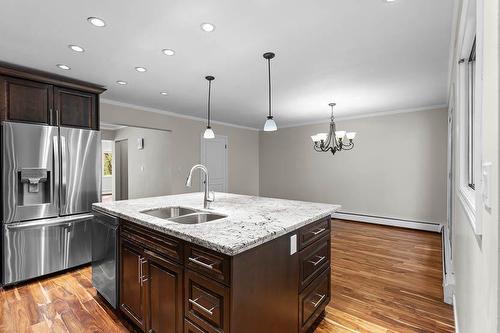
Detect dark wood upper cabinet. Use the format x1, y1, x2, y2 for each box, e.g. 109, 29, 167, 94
0, 76, 54, 125
0, 62, 104, 128
54, 87, 98, 129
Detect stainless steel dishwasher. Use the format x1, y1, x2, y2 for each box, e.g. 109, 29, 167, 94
91, 210, 119, 308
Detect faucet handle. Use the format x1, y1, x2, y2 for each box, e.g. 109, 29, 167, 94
208, 191, 215, 202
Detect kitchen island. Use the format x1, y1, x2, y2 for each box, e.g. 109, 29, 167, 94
93, 192, 339, 333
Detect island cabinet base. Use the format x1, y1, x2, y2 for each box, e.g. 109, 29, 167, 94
117, 216, 331, 333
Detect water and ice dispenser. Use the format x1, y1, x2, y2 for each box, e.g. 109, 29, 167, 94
18, 168, 51, 205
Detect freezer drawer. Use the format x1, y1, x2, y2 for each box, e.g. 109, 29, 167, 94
2, 215, 92, 285
92, 210, 119, 308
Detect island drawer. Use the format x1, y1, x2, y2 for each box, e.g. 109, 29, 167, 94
121, 220, 183, 263
185, 243, 231, 285
299, 217, 331, 250
299, 267, 331, 333
184, 319, 209, 333
299, 234, 331, 291
185, 270, 230, 333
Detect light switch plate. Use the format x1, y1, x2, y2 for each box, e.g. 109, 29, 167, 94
290, 234, 297, 255
137, 138, 144, 150
482, 162, 492, 211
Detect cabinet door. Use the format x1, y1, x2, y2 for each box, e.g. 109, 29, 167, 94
54, 87, 97, 129
0, 76, 54, 124
146, 250, 183, 333
120, 238, 147, 331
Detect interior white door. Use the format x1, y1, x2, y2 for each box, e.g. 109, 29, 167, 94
201, 135, 228, 192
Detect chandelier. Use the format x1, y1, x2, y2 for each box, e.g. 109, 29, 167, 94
311, 103, 356, 155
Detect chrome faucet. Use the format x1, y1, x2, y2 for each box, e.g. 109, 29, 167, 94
185, 164, 215, 209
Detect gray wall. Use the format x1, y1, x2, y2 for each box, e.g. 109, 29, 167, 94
259, 108, 448, 224
100, 102, 260, 196
114, 127, 173, 199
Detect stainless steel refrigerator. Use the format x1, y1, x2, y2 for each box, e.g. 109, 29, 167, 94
1, 121, 101, 285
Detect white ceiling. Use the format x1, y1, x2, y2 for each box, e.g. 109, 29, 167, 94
0, 0, 453, 129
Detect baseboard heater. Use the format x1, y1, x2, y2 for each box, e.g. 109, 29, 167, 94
332, 211, 443, 233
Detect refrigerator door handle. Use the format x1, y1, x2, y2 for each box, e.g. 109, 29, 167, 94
60, 135, 68, 207
53, 135, 60, 209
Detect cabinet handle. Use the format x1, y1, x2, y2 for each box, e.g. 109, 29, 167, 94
308, 255, 326, 266
139, 257, 147, 286
311, 293, 326, 308
138, 256, 142, 284
310, 228, 326, 236
188, 297, 216, 316
188, 256, 215, 270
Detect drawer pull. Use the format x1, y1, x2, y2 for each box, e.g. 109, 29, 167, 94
310, 228, 326, 236
189, 297, 217, 315
189, 256, 215, 270
308, 255, 326, 266
311, 293, 326, 308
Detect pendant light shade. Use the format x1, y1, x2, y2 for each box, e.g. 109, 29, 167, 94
204, 76, 215, 139
263, 52, 277, 132
264, 116, 277, 132
203, 127, 215, 139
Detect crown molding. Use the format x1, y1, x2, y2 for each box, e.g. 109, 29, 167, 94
100, 98, 260, 131
277, 104, 448, 130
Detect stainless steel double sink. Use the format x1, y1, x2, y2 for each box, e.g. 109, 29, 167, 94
140, 206, 226, 224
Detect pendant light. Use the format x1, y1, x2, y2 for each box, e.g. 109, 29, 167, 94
263, 52, 277, 131
203, 76, 215, 139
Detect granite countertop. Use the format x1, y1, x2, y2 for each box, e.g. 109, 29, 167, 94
92, 192, 340, 256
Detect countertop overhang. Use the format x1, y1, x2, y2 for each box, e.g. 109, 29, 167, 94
93, 192, 340, 256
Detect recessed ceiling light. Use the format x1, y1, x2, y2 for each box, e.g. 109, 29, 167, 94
87, 17, 106, 27
56, 64, 70, 70
200, 23, 215, 32
162, 49, 175, 56
135, 67, 147, 72
68, 44, 85, 53
116, 80, 127, 85
385, 0, 396, 2
160, 92, 168, 96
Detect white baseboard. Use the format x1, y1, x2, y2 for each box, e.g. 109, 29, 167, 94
332, 212, 443, 233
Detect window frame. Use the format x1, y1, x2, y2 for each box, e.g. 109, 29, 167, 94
455, 0, 484, 235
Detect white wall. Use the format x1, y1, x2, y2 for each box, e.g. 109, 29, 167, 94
113, 127, 173, 199
450, 0, 499, 332
259, 108, 448, 224
100, 101, 260, 196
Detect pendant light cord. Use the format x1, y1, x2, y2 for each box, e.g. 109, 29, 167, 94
207, 79, 212, 127
267, 58, 272, 118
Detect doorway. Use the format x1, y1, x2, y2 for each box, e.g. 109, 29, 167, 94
201, 135, 228, 192
114, 139, 129, 200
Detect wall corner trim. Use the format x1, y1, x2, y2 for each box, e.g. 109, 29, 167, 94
333, 212, 443, 232
100, 98, 260, 131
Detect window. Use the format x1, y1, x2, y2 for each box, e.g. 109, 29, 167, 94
103, 152, 113, 176
466, 38, 476, 190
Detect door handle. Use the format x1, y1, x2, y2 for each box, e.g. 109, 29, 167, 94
60, 136, 67, 207
138, 256, 147, 286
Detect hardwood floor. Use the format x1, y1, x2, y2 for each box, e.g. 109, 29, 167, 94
0, 219, 454, 333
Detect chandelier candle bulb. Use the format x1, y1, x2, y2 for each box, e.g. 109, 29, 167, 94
335, 131, 346, 139
346, 132, 356, 140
